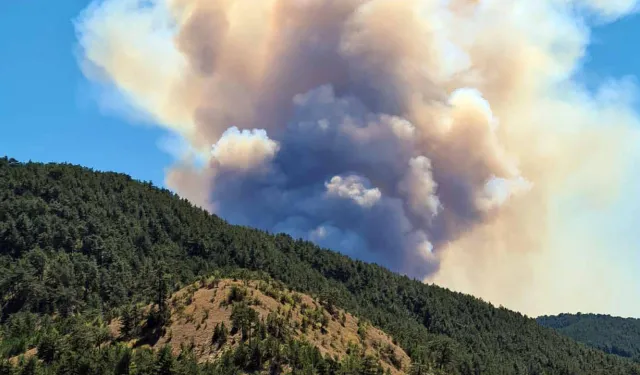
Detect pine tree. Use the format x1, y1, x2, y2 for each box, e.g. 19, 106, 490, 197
212, 322, 228, 346
120, 304, 140, 340
156, 269, 170, 326
156, 345, 175, 375
231, 303, 259, 341
36, 330, 62, 364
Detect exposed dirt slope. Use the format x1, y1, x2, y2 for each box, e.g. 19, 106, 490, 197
111, 278, 410, 374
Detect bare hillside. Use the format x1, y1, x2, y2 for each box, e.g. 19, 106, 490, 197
110, 278, 410, 374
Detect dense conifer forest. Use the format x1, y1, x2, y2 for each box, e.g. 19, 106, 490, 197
1, 156, 639, 374
538, 313, 640, 361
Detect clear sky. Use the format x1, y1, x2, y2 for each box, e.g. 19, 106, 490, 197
0, 1, 639, 188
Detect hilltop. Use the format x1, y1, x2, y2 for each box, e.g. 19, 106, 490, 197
153, 279, 408, 372
1, 156, 640, 374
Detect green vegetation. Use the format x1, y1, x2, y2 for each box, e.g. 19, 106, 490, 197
538, 313, 640, 361
1, 157, 640, 374
0, 315, 390, 375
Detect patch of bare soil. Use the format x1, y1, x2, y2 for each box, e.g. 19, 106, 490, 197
113, 278, 410, 374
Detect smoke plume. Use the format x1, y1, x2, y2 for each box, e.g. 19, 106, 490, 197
75, 0, 640, 316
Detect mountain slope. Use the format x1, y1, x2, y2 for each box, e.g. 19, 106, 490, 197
1, 156, 640, 374
538, 313, 640, 360
146, 279, 410, 373
7, 278, 409, 374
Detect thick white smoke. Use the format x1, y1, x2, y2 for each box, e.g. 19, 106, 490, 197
75, 0, 640, 316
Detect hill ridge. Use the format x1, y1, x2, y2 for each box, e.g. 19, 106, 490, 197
538, 313, 640, 360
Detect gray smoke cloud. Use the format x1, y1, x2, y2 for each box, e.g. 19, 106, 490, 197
75, 0, 640, 316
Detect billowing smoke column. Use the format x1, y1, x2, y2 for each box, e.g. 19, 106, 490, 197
76, 0, 640, 316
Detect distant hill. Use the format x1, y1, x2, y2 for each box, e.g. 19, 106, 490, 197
538, 313, 640, 360
2, 156, 640, 374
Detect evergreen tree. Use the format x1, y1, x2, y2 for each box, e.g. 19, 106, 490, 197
230, 303, 259, 341
120, 304, 140, 340
156, 345, 175, 375
212, 322, 228, 346
36, 330, 62, 364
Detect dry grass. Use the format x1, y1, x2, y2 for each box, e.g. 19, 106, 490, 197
110, 278, 410, 374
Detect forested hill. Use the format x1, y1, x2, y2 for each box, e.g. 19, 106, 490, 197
538, 313, 640, 360
1, 156, 639, 375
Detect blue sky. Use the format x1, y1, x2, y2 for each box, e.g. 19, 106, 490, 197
0, 1, 639, 188
0, 0, 174, 187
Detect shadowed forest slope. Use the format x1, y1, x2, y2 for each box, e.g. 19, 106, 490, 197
1, 157, 639, 374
